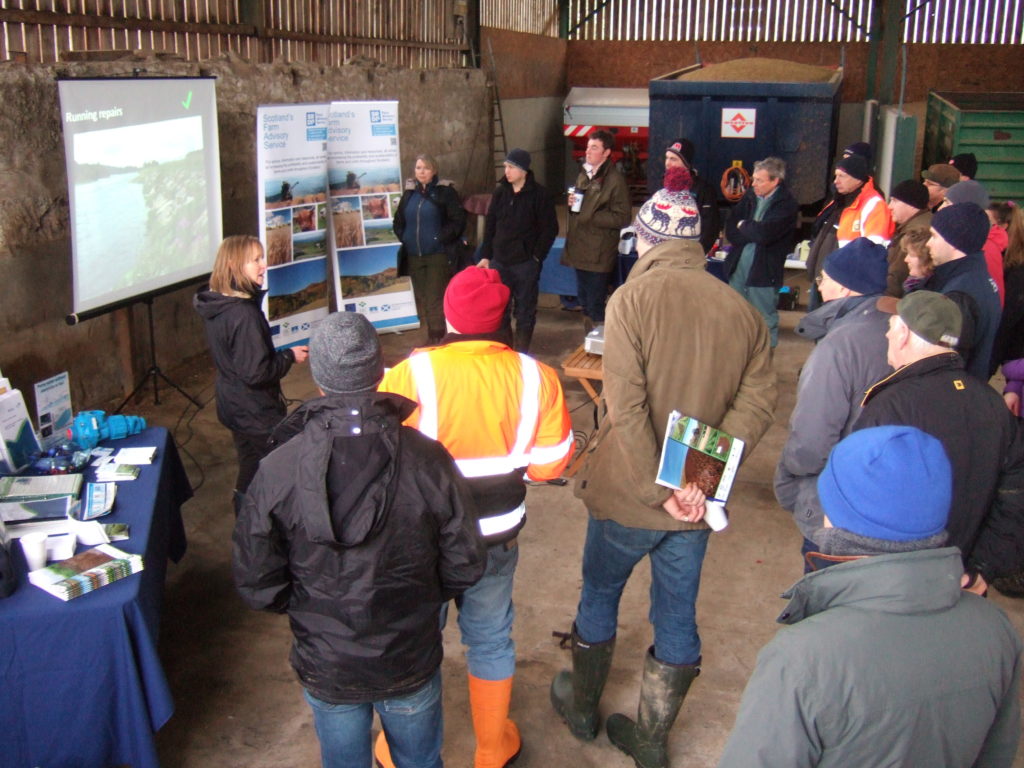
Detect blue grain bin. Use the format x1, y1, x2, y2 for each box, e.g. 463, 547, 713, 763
648, 61, 843, 207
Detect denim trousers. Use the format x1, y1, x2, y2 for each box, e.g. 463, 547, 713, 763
575, 517, 711, 665
574, 267, 612, 323
304, 670, 443, 768
442, 542, 519, 681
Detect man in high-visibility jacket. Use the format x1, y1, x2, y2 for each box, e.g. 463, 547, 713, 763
377, 266, 573, 768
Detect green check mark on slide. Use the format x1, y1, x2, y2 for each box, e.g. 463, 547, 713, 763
182, 91, 193, 109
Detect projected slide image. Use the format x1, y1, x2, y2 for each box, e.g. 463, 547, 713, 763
293, 230, 327, 260
72, 115, 210, 302
268, 259, 329, 320
364, 219, 398, 246
338, 246, 401, 298
329, 166, 401, 194
332, 196, 364, 248
266, 209, 292, 266
264, 174, 327, 209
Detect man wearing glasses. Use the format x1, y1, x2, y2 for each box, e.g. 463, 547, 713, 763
775, 238, 893, 569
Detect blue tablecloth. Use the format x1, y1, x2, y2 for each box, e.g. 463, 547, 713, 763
0, 427, 190, 768
539, 237, 639, 295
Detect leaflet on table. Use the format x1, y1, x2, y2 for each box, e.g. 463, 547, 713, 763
656, 411, 745, 532
33, 372, 73, 450
0, 473, 83, 502
0, 495, 80, 524
28, 543, 144, 601
0, 389, 41, 474
113, 446, 156, 465
6, 517, 114, 546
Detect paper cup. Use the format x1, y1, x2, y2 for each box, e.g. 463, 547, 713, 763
20, 532, 48, 571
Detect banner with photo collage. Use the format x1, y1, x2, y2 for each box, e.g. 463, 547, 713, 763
256, 103, 332, 350
327, 100, 419, 332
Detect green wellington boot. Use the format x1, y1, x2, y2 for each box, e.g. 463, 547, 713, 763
550, 625, 615, 741
606, 647, 700, 768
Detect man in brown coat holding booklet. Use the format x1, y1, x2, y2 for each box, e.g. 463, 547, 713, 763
550, 189, 777, 768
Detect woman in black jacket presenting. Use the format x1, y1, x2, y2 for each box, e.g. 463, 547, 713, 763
194, 235, 308, 512
393, 154, 466, 344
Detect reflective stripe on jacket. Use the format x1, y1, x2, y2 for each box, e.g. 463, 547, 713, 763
836, 178, 894, 247
380, 339, 573, 543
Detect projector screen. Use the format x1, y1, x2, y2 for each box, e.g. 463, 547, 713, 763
58, 77, 222, 316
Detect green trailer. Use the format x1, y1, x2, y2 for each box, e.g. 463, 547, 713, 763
923, 91, 1024, 202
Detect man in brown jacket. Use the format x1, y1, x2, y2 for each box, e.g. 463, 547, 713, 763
551, 188, 777, 768
885, 179, 932, 297
562, 129, 633, 330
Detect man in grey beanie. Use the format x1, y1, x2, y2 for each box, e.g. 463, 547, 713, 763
233, 310, 486, 768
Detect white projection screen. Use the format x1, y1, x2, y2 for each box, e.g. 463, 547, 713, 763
58, 77, 222, 317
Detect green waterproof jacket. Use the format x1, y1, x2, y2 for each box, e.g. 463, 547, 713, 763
718, 548, 1023, 768
562, 160, 632, 273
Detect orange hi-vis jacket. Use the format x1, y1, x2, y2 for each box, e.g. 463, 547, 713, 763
836, 177, 894, 247
380, 339, 573, 544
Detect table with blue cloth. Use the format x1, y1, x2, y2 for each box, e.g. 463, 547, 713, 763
0, 427, 191, 768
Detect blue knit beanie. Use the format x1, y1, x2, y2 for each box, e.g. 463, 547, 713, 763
822, 238, 888, 295
818, 426, 951, 542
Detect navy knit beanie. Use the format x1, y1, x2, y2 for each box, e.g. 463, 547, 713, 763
836, 154, 870, 182
505, 148, 531, 172
890, 179, 929, 210
818, 426, 951, 542
932, 202, 990, 254
823, 239, 888, 295
309, 312, 383, 394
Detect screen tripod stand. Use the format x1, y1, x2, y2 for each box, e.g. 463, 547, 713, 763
115, 296, 203, 413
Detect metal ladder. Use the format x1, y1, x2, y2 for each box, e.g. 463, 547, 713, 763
487, 39, 508, 179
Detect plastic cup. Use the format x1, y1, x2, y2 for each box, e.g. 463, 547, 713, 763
20, 532, 48, 571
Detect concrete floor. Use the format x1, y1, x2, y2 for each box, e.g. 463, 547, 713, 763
132, 288, 1024, 768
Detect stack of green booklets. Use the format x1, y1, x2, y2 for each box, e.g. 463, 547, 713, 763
28, 543, 144, 601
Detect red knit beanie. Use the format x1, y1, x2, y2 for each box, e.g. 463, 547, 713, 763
443, 267, 510, 333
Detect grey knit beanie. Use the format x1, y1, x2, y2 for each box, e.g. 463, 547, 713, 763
309, 312, 383, 394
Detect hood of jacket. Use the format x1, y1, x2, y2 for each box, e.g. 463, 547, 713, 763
275, 392, 418, 548
796, 294, 878, 342
776, 547, 964, 625
194, 288, 265, 321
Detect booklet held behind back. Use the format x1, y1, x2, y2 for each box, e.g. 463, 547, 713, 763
656, 411, 744, 531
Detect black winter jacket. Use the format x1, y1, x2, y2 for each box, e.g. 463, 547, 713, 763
855, 353, 1024, 581
393, 176, 466, 273
723, 183, 799, 288
479, 172, 558, 265
691, 174, 722, 255
923, 252, 1002, 380
233, 393, 486, 704
194, 289, 294, 435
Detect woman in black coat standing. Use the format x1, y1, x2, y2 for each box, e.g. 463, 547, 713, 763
194, 235, 308, 512
393, 154, 467, 344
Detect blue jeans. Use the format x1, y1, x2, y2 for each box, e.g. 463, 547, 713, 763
304, 670, 443, 768
443, 542, 519, 681
575, 517, 711, 665
575, 268, 612, 323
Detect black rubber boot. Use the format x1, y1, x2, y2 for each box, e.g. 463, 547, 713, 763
606, 647, 700, 768
550, 625, 615, 741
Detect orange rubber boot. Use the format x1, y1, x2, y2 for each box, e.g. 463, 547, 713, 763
468, 675, 522, 768
373, 730, 396, 768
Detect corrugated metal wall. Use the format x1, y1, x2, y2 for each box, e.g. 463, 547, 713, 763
564, 0, 1022, 44
1, 1, 1018, 65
